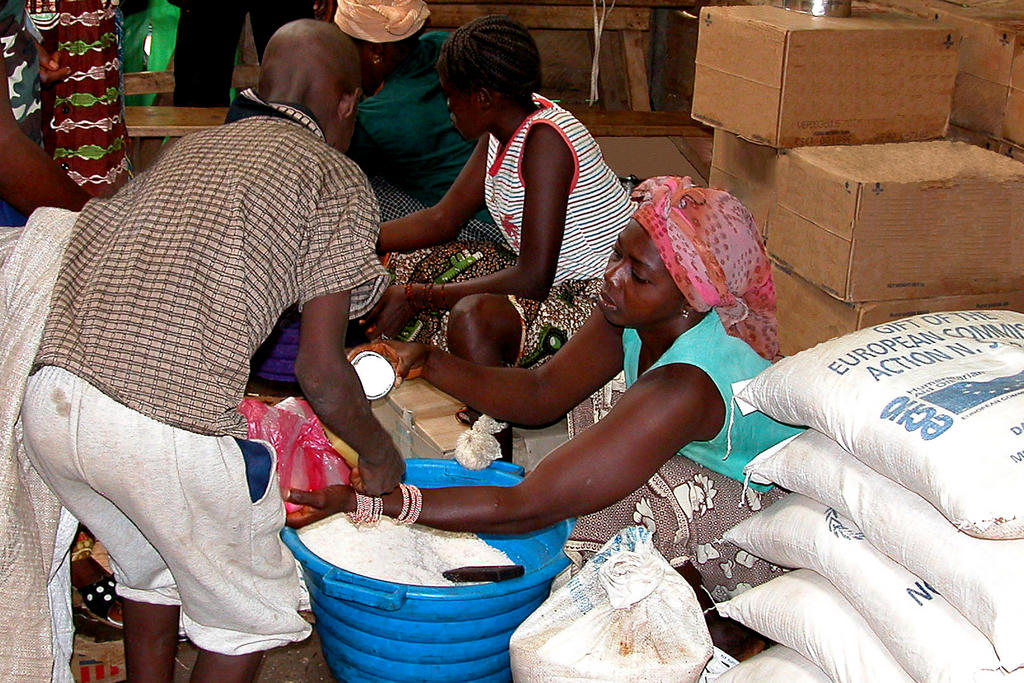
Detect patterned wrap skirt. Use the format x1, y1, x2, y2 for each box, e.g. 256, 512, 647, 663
384, 241, 603, 368
563, 373, 788, 602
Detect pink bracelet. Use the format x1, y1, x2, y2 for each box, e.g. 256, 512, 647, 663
348, 492, 383, 525
397, 483, 411, 521
395, 484, 422, 525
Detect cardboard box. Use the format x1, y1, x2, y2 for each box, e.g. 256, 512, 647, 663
372, 378, 468, 460
691, 5, 959, 148
371, 378, 569, 469
596, 136, 706, 183
864, 0, 1024, 145
708, 128, 781, 237
930, 3, 1024, 142
773, 263, 1024, 355
946, 123, 1024, 160
769, 140, 1024, 301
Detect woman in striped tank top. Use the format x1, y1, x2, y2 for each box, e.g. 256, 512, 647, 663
364, 15, 634, 384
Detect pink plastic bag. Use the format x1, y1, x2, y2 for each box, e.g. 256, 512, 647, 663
239, 397, 351, 513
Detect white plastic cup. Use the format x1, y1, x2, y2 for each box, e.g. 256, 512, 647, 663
351, 350, 398, 400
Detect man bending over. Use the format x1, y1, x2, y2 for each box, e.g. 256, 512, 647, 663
20, 19, 404, 683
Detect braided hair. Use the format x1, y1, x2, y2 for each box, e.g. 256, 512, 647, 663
437, 15, 541, 107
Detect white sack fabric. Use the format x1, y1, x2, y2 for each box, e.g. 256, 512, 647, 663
716, 569, 913, 683
745, 429, 1024, 671
734, 310, 1024, 539
510, 525, 712, 682
0, 208, 79, 681
717, 645, 830, 683
725, 493, 1003, 682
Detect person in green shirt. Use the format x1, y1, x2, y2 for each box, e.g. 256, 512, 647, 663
334, 0, 498, 241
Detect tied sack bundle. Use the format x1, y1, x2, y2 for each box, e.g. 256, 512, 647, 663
734, 310, 1024, 540
509, 526, 712, 682
744, 430, 1024, 672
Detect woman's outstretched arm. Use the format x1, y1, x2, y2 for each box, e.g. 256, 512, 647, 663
288, 358, 725, 533
391, 308, 622, 425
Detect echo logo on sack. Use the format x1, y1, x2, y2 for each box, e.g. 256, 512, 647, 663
880, 396, 954, 440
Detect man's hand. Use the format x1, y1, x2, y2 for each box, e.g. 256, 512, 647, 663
285, 486, 352, 528
362, 284, 415, 339
349, 456, 403, 496
36, 43, 70, 85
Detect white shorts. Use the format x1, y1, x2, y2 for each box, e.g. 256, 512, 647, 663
21, 366, 311, 655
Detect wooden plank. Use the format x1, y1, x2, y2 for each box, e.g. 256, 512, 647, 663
231, 64, 260, 90
621, 29, 651, 111
568, 108, 711, 136
595, 31, 630, 110
125, 106, 227, 137
125, 63, 259, 98
124, 70, 175, 96
428, 0, 695, 7
124, 106, 711, 141
428, 5, 649, 30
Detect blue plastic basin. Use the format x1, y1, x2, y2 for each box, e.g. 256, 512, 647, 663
282, 459, 572, 683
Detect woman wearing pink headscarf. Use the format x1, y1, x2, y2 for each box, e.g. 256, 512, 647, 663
287, 177, 803, 659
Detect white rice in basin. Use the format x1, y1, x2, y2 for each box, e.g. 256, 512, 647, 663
298, 514, 513, 586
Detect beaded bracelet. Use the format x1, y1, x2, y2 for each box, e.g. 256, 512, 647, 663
404, 283, 419, 311
423, 282, 435, 309
395, 483, 422, 525
397, 483, 412, 521
348, 491, 383, 525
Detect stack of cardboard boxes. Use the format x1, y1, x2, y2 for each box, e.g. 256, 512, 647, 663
692, 4, 1024, 355
868, 0, 1024, 157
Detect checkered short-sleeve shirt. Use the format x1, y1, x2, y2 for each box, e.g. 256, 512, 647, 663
35, 111, 388, 437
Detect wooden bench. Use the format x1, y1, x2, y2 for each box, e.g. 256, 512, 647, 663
123, 104, 711, 179
122, 4, 713, 171
124, 104, 706, 139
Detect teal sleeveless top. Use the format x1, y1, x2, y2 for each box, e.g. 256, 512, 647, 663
623, 310, 803, 490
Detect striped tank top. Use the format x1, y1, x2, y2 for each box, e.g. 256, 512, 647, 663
484, 95, 634, 285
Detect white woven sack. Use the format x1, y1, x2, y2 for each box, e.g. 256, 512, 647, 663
716, 569, 913, 683
717, 645, 830, 683
734, 310, 1024, 539
509, 526, 712, 682
725, 493, 1003, 682
745, 429, 1024, 671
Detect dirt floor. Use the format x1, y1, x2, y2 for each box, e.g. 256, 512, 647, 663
173, 625, 333, 682
73, 612, 334, 683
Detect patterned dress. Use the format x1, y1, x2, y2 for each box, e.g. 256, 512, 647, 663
30, 0, 131, 195
564, 313, 803, 602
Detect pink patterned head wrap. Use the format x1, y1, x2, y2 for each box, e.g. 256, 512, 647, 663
631, 176, 779, 361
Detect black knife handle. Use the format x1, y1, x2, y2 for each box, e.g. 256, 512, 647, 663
442, 564, 525, 583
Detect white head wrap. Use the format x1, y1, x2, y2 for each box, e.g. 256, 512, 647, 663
334, 0, 430, 42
